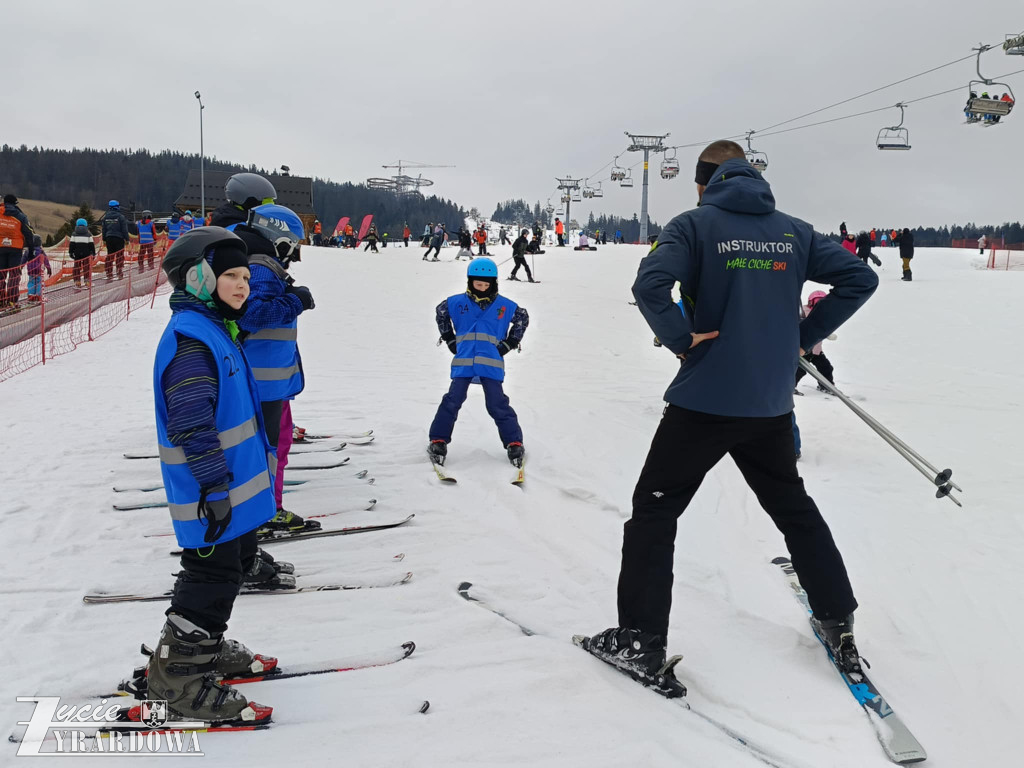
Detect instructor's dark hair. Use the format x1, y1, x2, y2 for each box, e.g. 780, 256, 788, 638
698, 140, 746, 167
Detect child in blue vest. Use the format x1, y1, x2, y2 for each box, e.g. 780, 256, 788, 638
138, 226, 283, 726
136, 210, 156, 272
428, 258, 530, 467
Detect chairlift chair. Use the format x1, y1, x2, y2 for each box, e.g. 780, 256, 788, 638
876, 103, 911, 150
610, 157, 626, 182
560, 194, 571, 204
544, 202, 555, 215
620, 170, 634, 188
1004, 32, 1024, 55
571, 189, 582, 203
965, 45, 1016, 124
660, 150, 680, 179
592, 182, 604, 198
744, 131, 769, 172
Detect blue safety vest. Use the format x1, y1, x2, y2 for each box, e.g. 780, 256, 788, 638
167, 219, 182, 240
154, 309, 277, 548
242, 255, 305, 401
138, 221, 155, 245
447, 292, 517, 382
181, 217, 195, 232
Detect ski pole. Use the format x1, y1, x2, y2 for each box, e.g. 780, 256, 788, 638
797, 359, 962, 506
799, 359, 961, 492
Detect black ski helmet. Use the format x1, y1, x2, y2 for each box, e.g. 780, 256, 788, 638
225, 173, 277, 211
162, 226, 246, 296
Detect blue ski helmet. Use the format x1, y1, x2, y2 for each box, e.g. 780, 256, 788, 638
108, 200, 119, 208
76, 218, 87, 226
248, 203, 305, 261
467, 257, 497, 278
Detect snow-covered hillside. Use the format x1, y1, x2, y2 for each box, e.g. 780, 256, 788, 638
3, 242, 1021, 766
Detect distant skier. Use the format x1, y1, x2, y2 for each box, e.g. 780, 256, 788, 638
978, 233, 987, 254
455, 226, 473, 260
143, 226, 277, 727
23, 235, 51, 303
69, 217, 96, 289
423, 223, 444, 261
422, 223, 431, 247
855, 231, 881, 267
166, 211, 183, 243
363, 225, 380, 253
427, 257, 529, 468
841, 233, 857, 255
137, 210, 157, 272
899, 227, 914, 281
839, 221, 847, 238
0, 194, 33, 308
555, 217, 565, 246
615, 228, 622, 244
402, 223, 411, 247
474, 225, 488, 255
577, 139, 878, 689
795, 291, 836, 391
499, 226, 510, 245
509, 228, 535, 282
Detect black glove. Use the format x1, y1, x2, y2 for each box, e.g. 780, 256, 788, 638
198, 484, 232, 544
497, 339, 517, 356
441, 332, 457, 354
287, 284, 315, 311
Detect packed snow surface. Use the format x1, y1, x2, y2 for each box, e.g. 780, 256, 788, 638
2, 243, 1021, 766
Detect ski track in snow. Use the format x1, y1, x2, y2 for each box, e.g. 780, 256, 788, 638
1, 244, 1020, 765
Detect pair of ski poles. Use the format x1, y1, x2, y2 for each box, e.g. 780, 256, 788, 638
798, 358, 962, 507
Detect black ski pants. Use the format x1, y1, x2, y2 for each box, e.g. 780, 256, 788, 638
0, 248, 22, 304
795, 353, 835, 386
104, 238, 125, 278
423, 242, 442, 259
557, 233, 565, 246
617, 405, 857, 640
510, 254, 532, 280
171, 529, 259, 634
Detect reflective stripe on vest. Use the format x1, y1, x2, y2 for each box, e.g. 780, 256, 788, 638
138, 221, 155, 244
167, 470, 273, 521
447, 293, 517, 382
154, 310, 276, 548
167, 220, 182, 239
242, 261, 305, 400
158, 416, 260, 465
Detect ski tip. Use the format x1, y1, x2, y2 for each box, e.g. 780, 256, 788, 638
770, 556, 792, 565
571, 634, 590, 649
400, 572, 414, 584
401, 641, 416, 658
418, 700, 430, 714
457, 581, 473, 594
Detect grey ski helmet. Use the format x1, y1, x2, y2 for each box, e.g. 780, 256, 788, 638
162, 226, 246, 298
225, 173, 278, 211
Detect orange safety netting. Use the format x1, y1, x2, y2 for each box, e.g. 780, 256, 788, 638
0, 236, 172, 381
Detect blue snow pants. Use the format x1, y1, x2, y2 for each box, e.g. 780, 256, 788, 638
429, 377, 523, 446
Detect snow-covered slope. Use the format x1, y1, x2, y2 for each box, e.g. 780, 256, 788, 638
3, 243, 1020, 766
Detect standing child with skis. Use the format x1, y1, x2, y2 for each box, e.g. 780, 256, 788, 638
142, 226, 279, 726
427, 258, 530, 468
794, 291, 836, 391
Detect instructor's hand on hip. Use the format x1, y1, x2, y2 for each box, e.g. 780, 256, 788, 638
677, 330, 719, 359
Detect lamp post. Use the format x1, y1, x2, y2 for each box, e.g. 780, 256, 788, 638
194, 91, 205, 219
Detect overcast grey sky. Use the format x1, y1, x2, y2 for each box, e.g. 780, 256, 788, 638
6, 0, 1023, 230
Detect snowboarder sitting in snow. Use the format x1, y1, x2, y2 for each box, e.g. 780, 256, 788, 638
144, 226, 278, 726
428, 257, 530, 468
795, 291, 836, 391
573, 231, 597, 251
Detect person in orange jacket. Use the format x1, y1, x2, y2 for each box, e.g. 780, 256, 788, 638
311, 219, 322, 246
555, 217, 565, 247
474, 225, 488, 255
869, 228, 876, 245
402, 223, 411, 247
343, 223, 355, 248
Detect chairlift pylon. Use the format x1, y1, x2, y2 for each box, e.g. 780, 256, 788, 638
964, 44, 1015, 124
876, 103, 911, 150
660, 149, 680, 179
745, 131, 769, 172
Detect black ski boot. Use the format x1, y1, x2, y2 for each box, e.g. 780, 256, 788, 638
811, 613, 863, 675
258, 508, 321, 535
256, 547, 294, 575
902, 269, 912, 281
243, 550, 297, 589
427, 439, 448, 465
506, 441, 525, 467
576, 627, 686, 698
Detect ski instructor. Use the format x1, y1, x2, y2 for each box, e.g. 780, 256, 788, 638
579, 140, 879, 691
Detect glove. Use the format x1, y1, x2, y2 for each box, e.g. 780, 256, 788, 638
441, 332, 456, 354
198, 484, 233, 543
286, 284, 315, 311
497, 339, 517, 356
